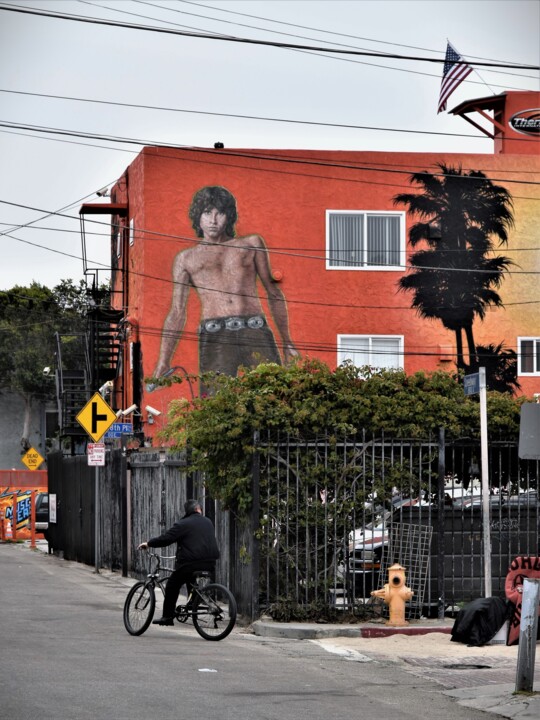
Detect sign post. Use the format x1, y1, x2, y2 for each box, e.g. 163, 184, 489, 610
76, 393, 117, 574
464, 368, 491, 597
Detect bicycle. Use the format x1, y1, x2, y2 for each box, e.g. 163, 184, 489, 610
123, 552, 237, 641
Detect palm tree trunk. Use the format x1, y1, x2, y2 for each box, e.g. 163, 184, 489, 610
465, 324, 478, 371
455, 328, 465, 371
21, 394, 32, 453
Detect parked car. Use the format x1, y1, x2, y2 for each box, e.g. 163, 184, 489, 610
505, 491, 538, 507
35, 492, 49, 535
453, 494, 507, 509
342, 513, 390, 599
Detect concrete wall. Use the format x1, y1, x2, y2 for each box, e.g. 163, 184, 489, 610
0, 391, 47, 470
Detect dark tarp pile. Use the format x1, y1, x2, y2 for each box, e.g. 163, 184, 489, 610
451, 597, 513, 647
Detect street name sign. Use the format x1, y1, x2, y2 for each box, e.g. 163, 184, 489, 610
87, 443, 106, 466
21, 447, 45, 471
76, 392, 117, 442
464, 373, 480, 396
104, 422, 134, 439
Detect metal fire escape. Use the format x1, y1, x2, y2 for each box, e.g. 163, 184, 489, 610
54, 305, 124, 440
54, 200, 128, 446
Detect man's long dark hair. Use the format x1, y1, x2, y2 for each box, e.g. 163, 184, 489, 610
189, 186, 238, 238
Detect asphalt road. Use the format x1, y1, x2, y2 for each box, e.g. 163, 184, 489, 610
1, 542, 502, 720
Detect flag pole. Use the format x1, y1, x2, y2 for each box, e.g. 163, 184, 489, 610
449, 39, 497, 95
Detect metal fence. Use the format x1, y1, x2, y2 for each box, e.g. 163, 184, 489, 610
257, 431, 539, 619
47, 431, 539, 622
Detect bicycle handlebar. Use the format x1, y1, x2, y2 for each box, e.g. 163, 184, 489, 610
139, 550, 176, 571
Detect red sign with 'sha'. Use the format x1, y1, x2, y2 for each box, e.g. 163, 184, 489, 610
505, 556, 540, 645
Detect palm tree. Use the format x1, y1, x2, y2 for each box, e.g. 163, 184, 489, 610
470, 343, 520, 394
394, 164, 514, 372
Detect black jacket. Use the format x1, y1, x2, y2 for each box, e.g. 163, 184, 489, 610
148, 513, 220, 568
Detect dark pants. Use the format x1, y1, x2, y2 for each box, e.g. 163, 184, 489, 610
199, 317, 281, 379
162, 561, 215, 618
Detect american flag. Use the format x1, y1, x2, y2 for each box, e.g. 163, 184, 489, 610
437, 42, 473, 114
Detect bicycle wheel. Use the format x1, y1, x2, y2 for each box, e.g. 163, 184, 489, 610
123, 582, 155, 636
192, 583, 237, 641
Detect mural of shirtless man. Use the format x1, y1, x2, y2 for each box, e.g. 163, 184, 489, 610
153, 186, 297, 387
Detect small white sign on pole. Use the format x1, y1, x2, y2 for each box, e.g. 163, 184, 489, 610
88, 443, 106, 466
49, 494, 57, 524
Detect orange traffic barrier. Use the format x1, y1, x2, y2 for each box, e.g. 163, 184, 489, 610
12, 495, 17, 541
30, 489, 36, 549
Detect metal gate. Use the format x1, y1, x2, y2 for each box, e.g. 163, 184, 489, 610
258, 431, 539, 619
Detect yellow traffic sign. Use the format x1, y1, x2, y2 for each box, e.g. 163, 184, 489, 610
76, 392, 117, 442
21, 447, 45, 471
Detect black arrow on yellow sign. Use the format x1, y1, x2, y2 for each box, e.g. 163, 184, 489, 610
91, 402, 108, 434
76, 392, 117, 442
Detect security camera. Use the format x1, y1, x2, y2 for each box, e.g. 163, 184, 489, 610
99, 380, 113, 396
96, 186, 110, 197
121, 404, 138, 416
145, 405, 161, 417
43, 367, 51, 376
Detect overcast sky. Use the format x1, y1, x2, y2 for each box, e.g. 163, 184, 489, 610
0, 0, 538, 290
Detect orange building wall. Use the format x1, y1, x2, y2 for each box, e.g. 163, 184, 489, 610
110, 144, 540, 436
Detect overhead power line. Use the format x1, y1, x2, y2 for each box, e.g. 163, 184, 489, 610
0, 307, 531, 362
85, 0, 537, 86
1, 127, 538, 206
1, 4, 538, 70
2, 88, 538, 146
2, 198, 540, 286
2, 222, 539, 253
1, 122, 539, 188
174, 0, 536, 71
0, 89, 498, 140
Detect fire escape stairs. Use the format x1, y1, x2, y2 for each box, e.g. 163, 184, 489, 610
54, 333, 90, 438
54, 307, 124, 438
88, 306, 125, 388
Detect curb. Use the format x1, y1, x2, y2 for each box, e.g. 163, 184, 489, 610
252, 619, 453, 640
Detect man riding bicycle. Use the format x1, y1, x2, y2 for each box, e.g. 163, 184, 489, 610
138, 499, 220, 626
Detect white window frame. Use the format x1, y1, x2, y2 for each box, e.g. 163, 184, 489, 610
326, 210, 406, 270
337, 334, 404, 372
517, 336, 540, 376
114, 223, 122, 258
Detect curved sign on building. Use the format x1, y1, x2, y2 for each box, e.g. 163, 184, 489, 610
509, 108, 540, 136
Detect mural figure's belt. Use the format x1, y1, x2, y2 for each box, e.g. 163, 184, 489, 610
201, 315, 266, 333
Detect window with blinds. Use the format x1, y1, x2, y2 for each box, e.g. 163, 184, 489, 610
326, 211, 404, 269
337, 335, 404, 372
518, 337, 540, 375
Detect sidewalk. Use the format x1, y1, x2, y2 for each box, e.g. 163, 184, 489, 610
25, 540, 540, 719
252, 618, 540, 719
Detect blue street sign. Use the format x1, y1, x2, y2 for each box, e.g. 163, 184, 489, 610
104, 422, 134, 439
464, 373, 480, 396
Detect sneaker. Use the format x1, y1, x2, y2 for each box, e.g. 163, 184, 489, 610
152, 617, 174, 626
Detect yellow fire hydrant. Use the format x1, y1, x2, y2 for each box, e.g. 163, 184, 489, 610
370, 563, 414, 626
